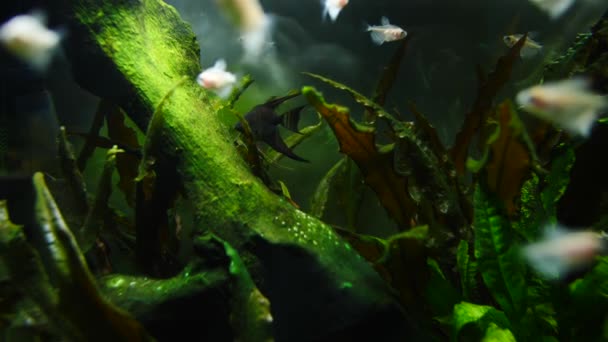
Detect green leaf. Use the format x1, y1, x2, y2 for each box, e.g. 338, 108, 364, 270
541, 146, 575, 221
513, 174, 543, 241
457, 240, 478, 301
453, 302, 511, 342
474, 185, 526, 317
302, 72, 406, 130
482, 323, 516, 342
466, 120, 500, 173
426, 258, 461, 316
310, 157, 347, 218
561, 257, 608, 340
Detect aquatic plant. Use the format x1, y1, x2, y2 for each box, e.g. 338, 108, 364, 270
1, 1, 608, 341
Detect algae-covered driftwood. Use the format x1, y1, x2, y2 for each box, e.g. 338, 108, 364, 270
44, 0, 410, 340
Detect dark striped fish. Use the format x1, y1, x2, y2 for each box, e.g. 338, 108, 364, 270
235, 91, 309, 162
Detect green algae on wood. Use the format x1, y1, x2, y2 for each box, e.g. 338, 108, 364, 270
57, 0, 410, 339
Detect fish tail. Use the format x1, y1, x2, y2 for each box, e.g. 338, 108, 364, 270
281, 105, 306, 133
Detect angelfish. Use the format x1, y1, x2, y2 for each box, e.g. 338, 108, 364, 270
516, 78, 608, 137
235, 92, 309, 162
522, 224, 608, 280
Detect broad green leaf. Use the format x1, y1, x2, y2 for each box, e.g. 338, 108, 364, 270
541, 145, 575, 221
474, 185, 526, 317
482, 323, 516, 342
453, 302, 511, 342
562, 257, 608, 341
457, 240, 478, 301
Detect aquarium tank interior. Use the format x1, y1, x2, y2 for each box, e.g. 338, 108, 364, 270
2, 0, 608, 341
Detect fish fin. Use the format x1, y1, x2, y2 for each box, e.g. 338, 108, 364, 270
264, 91, 301, 108
553, 77, 591, 92
562, 108, 599, 137
370, 30, 385, 45
523, 243, 568, 279
380, 16, 390, 25
520, 46, 541, 59
216, 85, 234, 99
214, 59, 227, 71
323, 2, 342, 22
280, 105, 306, 133
264, 130, 309, 162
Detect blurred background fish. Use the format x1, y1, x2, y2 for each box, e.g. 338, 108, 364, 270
503, 34, 543, 58
196, 59, 237, 99
516, 78, 608, 137
0, 11, 62, 72
528, 0, 576, 19
215, 0, 274, 62
523, 224, 608, 280
322, 0, 349, 22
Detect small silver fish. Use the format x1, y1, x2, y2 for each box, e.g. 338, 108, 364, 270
196, 59, 237, 99
528, 0, 576, 19
523, 225, 608, 279
503, 34, 543, 58
516, 78, 608, 137
322, 0, 349, 22
0, 11, 62, 71
366, 17, 407, 45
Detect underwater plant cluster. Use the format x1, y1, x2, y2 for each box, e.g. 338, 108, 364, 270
1, 0, 608, 341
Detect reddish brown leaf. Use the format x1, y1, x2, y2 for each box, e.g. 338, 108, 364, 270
450, 34, 527, 175
365, 36, 412, 123
334, 226, 430, 311
485, 101, 531, 216
303, 87, 417, 227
